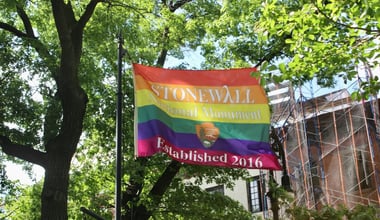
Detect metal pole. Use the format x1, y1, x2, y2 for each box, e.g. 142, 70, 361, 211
80, 207, 106, 220
116, 33, 124, 220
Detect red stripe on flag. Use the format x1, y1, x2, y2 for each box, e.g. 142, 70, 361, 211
133, 63, 260, 86
137, 137, 282, 170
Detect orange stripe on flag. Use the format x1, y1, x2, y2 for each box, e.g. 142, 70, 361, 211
133, 63, 260, 86
135, 75, 268, 104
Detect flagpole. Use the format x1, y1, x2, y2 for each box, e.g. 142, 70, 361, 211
116, 32, 124, 220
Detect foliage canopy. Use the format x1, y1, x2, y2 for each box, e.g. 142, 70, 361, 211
1, 0, 379, 219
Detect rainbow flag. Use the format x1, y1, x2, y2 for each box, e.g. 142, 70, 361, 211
133, 63, 281, 170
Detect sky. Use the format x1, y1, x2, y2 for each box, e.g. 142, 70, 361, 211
5, 162, 44, 185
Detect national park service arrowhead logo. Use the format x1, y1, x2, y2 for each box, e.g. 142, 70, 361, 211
195, 122, 220, 148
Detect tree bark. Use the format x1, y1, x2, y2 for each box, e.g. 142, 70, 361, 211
128, 160, 181, 220
41, 150, 72, 219
1, 1, 101, 219
38, 1, 102, 218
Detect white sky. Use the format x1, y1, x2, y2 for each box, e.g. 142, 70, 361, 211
5, 162, 44, 185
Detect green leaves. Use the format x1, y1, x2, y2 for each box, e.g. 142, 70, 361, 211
156, 183, 253, 220
351, 75, 380, 101
254, 0, 380, 89
278, 63, 286, 74
1, 181, 43, 220
2, 0, 379, 219
287, 204, 379, 220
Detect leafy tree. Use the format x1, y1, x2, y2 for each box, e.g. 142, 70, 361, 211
0, 1, 253, 219
287, 204, 379, 220
154, 183, 253, 220
0, 166, 22, 219
0, 0, 102, 218
199, 0, 379, 92
255, 0, 380, 91
2, 181, 42, 220
5, 0, 376, 219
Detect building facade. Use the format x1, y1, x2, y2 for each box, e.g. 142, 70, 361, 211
270, 80, 380, 210
199, 78, 380, 219
199, 169, 281, 219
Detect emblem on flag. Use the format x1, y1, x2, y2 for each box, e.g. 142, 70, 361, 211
196, 122, 220, 148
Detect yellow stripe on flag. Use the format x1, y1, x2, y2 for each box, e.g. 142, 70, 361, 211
135, 75, 268, 104
136, 90, 270, 123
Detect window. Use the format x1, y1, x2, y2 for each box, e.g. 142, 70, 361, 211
357, 149, 372, 189
247, 177, 263, 213
206, 185, 224, 195
354, 130, 374, 191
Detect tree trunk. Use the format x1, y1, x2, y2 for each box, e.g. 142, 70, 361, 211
1, 0, 100, 219
38, 1, 100, 218
41, 152, 71, 219
123, 160, 182, 220
271, 199, 279, 220
39, 73, 87, 219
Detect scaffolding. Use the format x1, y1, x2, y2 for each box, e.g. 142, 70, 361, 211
268, 72, 380, 210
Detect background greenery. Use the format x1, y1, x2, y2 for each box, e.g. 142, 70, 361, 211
1, 0, 379, 219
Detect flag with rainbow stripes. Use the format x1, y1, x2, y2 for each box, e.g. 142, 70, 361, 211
133, 63, 281, 170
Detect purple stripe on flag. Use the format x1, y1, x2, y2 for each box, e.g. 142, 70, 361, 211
137, 120, 274, 156
138, 138, 281, 170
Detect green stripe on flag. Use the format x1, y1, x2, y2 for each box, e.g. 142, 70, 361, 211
137, 105, 270, 142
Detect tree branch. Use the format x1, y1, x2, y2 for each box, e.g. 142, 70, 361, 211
0, 22, 31, 39
0, 3, 35, 39
16, 5, 35, 38
122, 158, 147, 207
156, 27, 169, 67
0, 5, 56, 74
50, 0, 76, 38
149, 160, 181, 199
77, 0, 104, 30
0, 206, 19, 219
0, 136, 47, 168
104, 1, 150, 17
168, 0, 192, 12
313, 2, 380, 34
254, 36, 290, 68
132, 160, 181, 220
